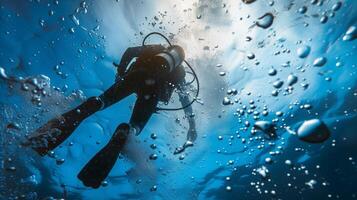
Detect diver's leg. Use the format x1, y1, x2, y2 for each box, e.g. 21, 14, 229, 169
77, 95, 158, 188
26, 96, 104, 156
98, 76, 136, 109
27, 75, 137, 156
77, 123, 130, 188
129, 95, 159, 135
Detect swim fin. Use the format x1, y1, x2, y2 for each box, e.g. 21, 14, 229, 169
77, 123, 130, 188
26, 97, 103, 156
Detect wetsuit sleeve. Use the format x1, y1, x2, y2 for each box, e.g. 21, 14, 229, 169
116, 47, 141, 76
117, 45, 165, 76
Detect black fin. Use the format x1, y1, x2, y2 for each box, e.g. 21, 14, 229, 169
77, 123, 130, 188
27, 97, 103, 156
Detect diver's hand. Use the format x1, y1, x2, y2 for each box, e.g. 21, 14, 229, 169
174, 140, 194, 155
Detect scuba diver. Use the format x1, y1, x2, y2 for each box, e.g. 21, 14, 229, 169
25, 41, 198, 188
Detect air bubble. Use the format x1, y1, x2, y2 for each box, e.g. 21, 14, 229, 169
313, 57, 327, 67
287, 74, 298, 86
268, 68, 277, 76
247, 52, 255, 59
222, 97, 231, 105
297, 119, 330, 143
332, 1, 342, 11
149, 154, 158, 160
273, 80, 283, 88
297, 45, 311, 58
298, 6, 307, 14
255, 13, 274, 29
342, 26, 357, 41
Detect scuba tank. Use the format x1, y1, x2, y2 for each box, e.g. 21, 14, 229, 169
153, 45, 185, 73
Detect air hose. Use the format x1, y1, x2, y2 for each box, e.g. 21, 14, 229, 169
142, 32, 200, 111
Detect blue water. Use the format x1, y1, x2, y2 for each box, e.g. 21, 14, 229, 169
0, 0, 356, 199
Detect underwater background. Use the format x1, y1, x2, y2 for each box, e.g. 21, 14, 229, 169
0, 0, 356, 199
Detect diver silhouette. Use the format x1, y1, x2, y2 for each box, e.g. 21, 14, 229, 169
25, 44, 197, 188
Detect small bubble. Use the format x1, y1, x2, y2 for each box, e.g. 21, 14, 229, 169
69, 27, 75, 34
332, 1, 342, 11
226, 186, 232, 191
247, 52, 255, 59
179, 155, 185, 160
56, 158, 65, 165
222, 97, 231, 105
320, 15, 328, 24
242, 0, 256, 4
313, 57, 327, 67
271, 90, 279, 96
273, 80, 283, 88
275, 111, 283, 117
298, 6, 307, 14
305, 179, 317, 189
297, 45, 311, 58
287, 74, 298, 86
101, 181, 108, 187
268, 68, 277, 76
342, 26, 357, 41
255, 13, 274, 29
149, 154, 158, 160
6, 166, 16, 172
150, 185, 157, 191
219, 71, 226, 76
150, 133, 157, 139
265, 157, 273, 164
335, 61, 343, 67
150, 144, 157, 149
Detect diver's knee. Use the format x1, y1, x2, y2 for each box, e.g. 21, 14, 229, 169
116, 123, 130, 133
112, 123, 131, 142
87, 96, 104, 110
115, 123, 140, 139
129, 124, 141, 136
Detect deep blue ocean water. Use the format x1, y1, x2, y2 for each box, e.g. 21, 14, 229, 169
0, 0, 356, 199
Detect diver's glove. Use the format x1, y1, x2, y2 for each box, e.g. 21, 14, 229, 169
174, 140, 194, 155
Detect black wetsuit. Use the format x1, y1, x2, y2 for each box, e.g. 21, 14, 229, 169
99, 45, 186, 133
27, 44, 195, 188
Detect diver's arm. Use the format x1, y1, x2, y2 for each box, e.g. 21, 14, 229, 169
114, 47, 141, 77
179, 92, 197, 142
114, 45, 165, 77
174, 90, 197, 155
